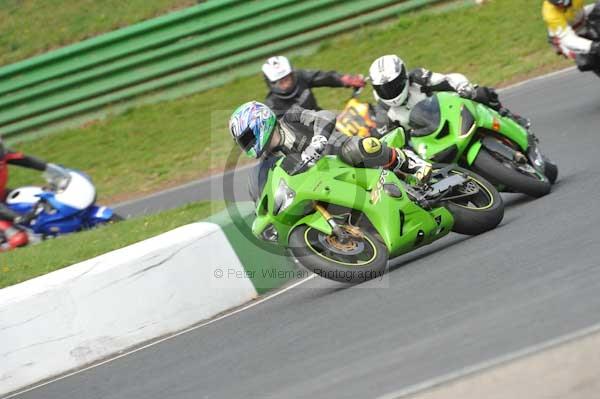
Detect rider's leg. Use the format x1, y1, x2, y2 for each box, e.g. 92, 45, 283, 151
334, 134, 432, 183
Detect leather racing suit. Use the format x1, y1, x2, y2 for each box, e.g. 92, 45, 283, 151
543, 0, 598, 56
0, 149, 49, 250
248, 105, 431, 201
265, 69, 352, 118
373, 68, 525, 134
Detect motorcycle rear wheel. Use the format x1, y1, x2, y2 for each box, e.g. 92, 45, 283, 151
439, 167, 504, 235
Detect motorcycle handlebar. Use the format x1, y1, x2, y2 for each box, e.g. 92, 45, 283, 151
351, 76, 370, 98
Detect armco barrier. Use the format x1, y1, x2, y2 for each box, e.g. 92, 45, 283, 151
0, 207, 299, 396
0, 0, 442, 140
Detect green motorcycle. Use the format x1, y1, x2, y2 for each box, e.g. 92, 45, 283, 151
251, 129, 504, 283
408, 92, 558, 197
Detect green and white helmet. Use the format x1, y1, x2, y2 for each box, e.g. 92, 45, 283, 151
228, 101, 278, 158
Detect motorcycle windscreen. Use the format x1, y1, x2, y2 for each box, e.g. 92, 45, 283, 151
409, 96, 441, 137
54, 171, 96, 210
248, 155, 281, 204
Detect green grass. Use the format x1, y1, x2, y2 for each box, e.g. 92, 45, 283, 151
9, 0, 572, 203
0, 201, 224, 289
0, 0, 196, 67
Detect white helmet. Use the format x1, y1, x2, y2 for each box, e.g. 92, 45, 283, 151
369, 55, 409, 107
262, 56, 292, 82
262, 56, 298, 97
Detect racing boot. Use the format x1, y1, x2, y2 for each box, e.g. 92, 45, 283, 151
392, 148, 432, 185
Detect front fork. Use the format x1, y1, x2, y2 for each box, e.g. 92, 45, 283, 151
526, 133, 547, 174
314, 203, 361, 243
467, 130, 546, 176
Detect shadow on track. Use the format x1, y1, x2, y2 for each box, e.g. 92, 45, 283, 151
304, 233, 475, 298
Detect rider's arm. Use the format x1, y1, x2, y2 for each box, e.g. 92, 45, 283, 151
282, 105, 337, 139
543, 1, 593, 56
5, 150, 47, 171
299, 69, 345, 88
373, 103, 399, 136
300, 69, 365, 89
409, 68, 475, 98
280, 106, 336, 164
549, 25, 593, 55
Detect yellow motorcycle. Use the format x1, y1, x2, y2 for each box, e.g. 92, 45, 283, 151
335, 86, 379, 138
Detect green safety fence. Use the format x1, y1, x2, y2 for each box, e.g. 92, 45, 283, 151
0, 0, 443, 139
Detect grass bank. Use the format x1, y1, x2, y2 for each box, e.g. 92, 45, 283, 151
0, 201, 223, 289
0, 0, 196, 66
9, 0, 571, 203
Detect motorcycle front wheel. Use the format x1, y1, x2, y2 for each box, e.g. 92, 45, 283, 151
473, 148, 551, 198
288, 223, 389, 284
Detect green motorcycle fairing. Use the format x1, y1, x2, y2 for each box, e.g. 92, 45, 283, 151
252, 154, 453, 258
408, 92, 529, 166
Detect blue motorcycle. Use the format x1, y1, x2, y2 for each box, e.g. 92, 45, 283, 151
5, 167, 121, 241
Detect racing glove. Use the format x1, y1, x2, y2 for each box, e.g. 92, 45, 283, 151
301, 135, 328, 165
455, 81, 476, 99
340, 74, 366, 88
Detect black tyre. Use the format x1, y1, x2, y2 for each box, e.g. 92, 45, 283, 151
288, 223, 388, 284
544, 157, 558, 185
109, 213, 124, 222
442, 167, 504, 235
473, 148, 551, 198
86, 212, 123, 231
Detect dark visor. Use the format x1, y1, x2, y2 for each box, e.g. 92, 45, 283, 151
373, 66, 407, 100
236, 126, 256, 151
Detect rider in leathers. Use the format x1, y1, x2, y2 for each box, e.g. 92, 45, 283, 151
228, 102, 432, 197
0, 145, 61, 250
262, 55, 366, 118
368, 55, 531, 136
542, 0, 600, 71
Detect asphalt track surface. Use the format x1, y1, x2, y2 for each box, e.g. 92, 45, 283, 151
13, 68, 600, 399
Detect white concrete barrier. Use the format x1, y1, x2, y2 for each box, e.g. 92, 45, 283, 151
0, 222, 258, 396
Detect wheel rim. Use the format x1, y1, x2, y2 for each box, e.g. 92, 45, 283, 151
303, 226, 378, 267
448, 173, 495, 210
